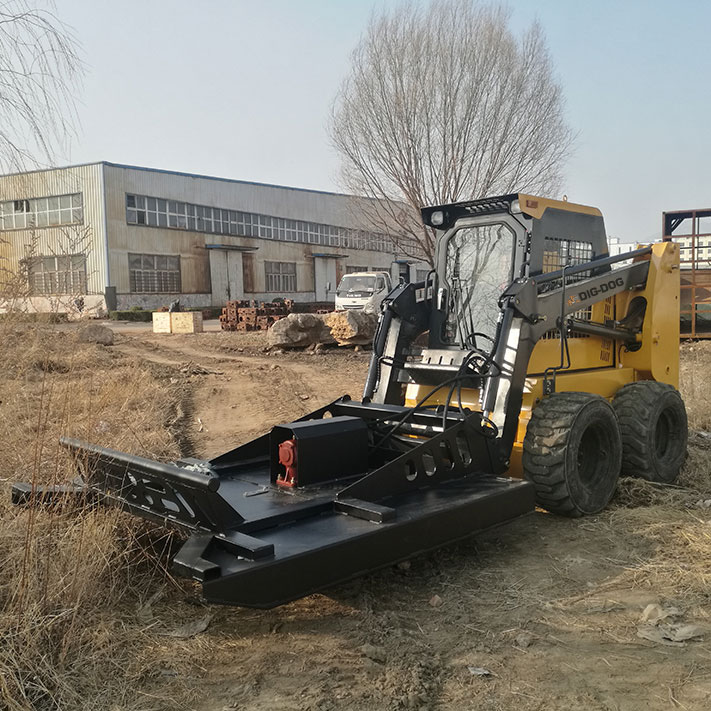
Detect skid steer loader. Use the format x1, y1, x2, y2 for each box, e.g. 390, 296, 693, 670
13, 193, 687, 608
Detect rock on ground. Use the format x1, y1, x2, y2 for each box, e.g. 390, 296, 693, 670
325, 310, 378, 346
267, 313, 334, 349
77, 323, 114, 345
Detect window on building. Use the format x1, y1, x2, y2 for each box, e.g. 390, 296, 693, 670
123, 192, 427, 259
346, 265, 369, 274
128, 253, 181, 293
28, 254, 87, 295
265, 261, 296, 292
416, 268, 430, 282
0, 193, 83, 231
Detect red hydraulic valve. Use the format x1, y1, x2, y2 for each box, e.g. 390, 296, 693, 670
277, 438, 298, 487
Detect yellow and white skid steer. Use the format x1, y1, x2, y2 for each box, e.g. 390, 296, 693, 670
13, 193, 686, 608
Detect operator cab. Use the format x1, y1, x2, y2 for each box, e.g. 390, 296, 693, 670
403, 194, 610, 383
423, 193, 608, 347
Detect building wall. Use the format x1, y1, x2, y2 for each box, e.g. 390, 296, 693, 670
104, 165, 210, 296
0, 163, 107, 308
1, 162, 428, 312
104, 163, 384, 230
670, 235, 711, 265
103, 163, 423, 307
607, 236, 638, 257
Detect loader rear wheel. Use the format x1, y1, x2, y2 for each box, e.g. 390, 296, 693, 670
522, 392, 622, 517
612, 381, 687, 483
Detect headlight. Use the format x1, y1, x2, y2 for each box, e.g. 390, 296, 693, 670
510, 199, 521, 213
430, 210, 444, 226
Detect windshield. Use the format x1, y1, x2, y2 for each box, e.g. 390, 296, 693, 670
443, 223, 515, 346
337, 275, 377, 295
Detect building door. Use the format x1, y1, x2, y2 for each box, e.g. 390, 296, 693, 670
314, 256, 337, 303
209, 249, 244, 306
393, 261, 412, 284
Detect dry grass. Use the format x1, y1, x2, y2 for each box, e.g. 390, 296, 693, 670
0, 321, 194, 710
680, 340, 711, 431
584, 341, 711, 630
2, 319, 711, 710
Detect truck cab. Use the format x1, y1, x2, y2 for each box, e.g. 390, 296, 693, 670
335, 271, 392, 311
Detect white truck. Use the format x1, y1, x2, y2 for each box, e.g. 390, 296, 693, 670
334, 271, 392, 311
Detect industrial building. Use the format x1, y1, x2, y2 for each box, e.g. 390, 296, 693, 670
607, 235, 637, 257
0, 162, 428, 314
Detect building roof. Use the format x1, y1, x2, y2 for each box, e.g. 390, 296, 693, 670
0, 160, 367, 201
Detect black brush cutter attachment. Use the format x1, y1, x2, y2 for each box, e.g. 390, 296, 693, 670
12, 396, 534, 608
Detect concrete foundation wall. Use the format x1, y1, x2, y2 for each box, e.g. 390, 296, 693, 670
0, 294, 107, 318
115, 292, 211, 310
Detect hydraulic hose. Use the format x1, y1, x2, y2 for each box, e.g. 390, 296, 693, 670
362, 307, 393, 401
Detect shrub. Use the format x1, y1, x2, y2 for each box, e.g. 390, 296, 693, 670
108, 310, 153, 322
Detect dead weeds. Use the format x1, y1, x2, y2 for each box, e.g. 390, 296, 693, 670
2, 321, 711, 710
0, 322, 196, 710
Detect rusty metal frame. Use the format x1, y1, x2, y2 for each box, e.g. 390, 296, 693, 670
663, 207, 711, 338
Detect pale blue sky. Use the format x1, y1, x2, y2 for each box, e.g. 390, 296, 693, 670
59, 0, 709, 241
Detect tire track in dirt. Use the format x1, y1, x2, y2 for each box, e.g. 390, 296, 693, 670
113, 335, 367, 459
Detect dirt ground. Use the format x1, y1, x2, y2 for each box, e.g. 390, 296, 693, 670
111, 330, 369, 459
4, 326, 711, 710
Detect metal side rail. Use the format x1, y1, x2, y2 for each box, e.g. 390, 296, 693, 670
12, 400, 535, 608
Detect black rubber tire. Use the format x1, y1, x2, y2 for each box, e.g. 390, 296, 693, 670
612, 381, 688, 483
522, 392, 622, 517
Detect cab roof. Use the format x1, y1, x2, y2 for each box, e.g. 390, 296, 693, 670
421, 193, 601, 230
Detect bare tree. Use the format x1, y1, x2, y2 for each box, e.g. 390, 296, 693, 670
330, 0, 574, 265
0, 0, 82, 172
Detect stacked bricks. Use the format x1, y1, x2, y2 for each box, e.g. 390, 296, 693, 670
219, 300, 291, 332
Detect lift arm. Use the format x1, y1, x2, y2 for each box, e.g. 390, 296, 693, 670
482, 248, 652, 451
362, 280, 429, 404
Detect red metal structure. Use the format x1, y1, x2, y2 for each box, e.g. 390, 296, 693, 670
663, 207, 711, 338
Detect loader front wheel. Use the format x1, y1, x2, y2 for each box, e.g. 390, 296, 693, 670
522, 392, 622, 517
612, 381, 687, 483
